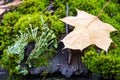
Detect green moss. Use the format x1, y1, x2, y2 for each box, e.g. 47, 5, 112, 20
0, 24, 57, 75
0, 40, 5, 50
0, 0, 65, 51
2, 12, 21, 26
54, 0, 120, 28
0, 12, 22, 50
0, 26, 14, 50
0, 50, 22, 76
54, 0, 120, 79
26, 26, 57, 68
83, 45, 120, 79
32, 49, 56, 68
14, 13, 43, 32
14, 12, 64, 37
0, 12, 64, 50
16, 0, 49, 14
112, 13, 120, 23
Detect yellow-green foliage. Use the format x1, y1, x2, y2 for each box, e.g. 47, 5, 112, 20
0, 1, 64, 50
0, 50, 22, 76
0, 26, 57, 76
14, 13, 43, 32
0, 26, 14, 50
14, 12, 64, 36
83, 46, 120, 79
31, 49, 56, 68
16, 0, 49, 14
2, 12, 21, 26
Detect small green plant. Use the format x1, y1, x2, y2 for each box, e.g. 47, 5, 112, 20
0, 16, 57, 76
0, 0, 65, 51
0, 12, 64, 51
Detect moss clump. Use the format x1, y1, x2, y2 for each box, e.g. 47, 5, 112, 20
16, 0, 49, 14
31, 49, 56, 68
14, 12, 64, 37
13, 13, 43, 32
0, 26, 14, 50
0, 0, 65, 51
2, 12, 21, 27
0, 22, 57, 75
83, 46, 120, 79
0, 50, 22, 76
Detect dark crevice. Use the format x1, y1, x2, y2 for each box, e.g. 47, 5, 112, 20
20, 41, 36, 68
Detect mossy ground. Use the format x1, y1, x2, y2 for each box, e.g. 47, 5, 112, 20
0, 0, 120, 79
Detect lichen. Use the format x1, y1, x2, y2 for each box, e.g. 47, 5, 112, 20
0, 17, 57, 75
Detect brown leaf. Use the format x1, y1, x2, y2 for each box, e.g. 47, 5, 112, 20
61, 9, 116, 51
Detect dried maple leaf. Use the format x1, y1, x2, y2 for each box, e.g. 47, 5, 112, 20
60, 9, 116, 51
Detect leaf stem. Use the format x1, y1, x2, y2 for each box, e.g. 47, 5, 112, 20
97, 0, 111, 17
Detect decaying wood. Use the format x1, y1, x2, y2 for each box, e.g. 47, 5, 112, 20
20, 41, 35, 69
52, 48, 85, 77
30, 42, 87, 78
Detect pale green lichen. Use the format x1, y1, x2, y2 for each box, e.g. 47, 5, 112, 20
0, 17, 57, 75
